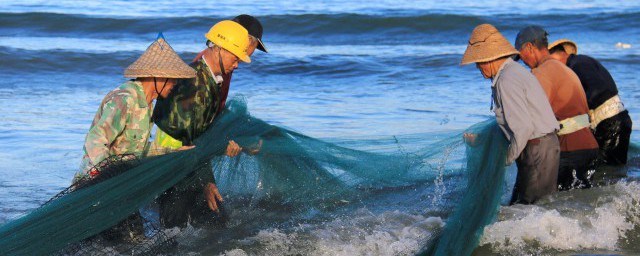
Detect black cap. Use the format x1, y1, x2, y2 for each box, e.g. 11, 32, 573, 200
514, 25, 548, 50
233, 14, 268, 53
513, 25, 548, 61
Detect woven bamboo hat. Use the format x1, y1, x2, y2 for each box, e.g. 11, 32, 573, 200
124, 34, 196, 78
461, 24, 519, 65
548, 39, 578, 55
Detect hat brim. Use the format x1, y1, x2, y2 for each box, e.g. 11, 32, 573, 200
256, 38, 268, 53
548, 39, 577, 55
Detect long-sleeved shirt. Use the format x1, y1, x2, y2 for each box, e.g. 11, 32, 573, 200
80, 81, 152, 173
492, 58, 559, 164
566, 54, 619, 110
531, 57, 599, 152
152, 56, 227, 145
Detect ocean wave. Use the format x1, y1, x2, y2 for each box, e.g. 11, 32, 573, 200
479, 181, 640, 254
2, 0, 640, 17
221, 209, 442, 255
1, 11, 638, 41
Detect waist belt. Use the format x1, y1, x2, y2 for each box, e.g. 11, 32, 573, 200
589, 95, 625, 129
557, 113, 590, 136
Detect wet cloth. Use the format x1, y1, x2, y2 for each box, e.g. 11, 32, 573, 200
511, 132, 560, 204
79, 81, 152, 176
491, 58, 559, 164
566, 54, 632, 165
558, 148, 598, 190
594, 110, 632, 165
531, 57, 599, 152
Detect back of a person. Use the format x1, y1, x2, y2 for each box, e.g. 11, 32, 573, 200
499, 60, 558, 135
532, 58, 598, 152
567, 54, 619, 110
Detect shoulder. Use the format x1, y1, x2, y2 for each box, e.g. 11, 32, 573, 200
569, 54, 601, 70
499, 61, 538, 87
534, 59, 566, 79
103, 82, 137, 109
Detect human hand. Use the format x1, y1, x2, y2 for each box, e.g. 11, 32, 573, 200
225, 140, 242, 157
463, 133, 478, 146
177, 145, 195, 151
244, 139, 263, 155
203, 182, 223, 213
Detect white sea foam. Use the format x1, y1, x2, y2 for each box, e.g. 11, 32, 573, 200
223, 208, 443, 255
479, 181, 640, 254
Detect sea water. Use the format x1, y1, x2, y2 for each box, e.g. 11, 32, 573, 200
0, 0, 639, 254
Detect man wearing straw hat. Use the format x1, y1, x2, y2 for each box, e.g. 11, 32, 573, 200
72, 35, 196, 241
548, 39, 632, 166
461, 24, 560, 204
515, 26, 600, 190
76, 34, 196, 181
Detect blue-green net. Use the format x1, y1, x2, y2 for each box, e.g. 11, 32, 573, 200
0, 98, 510, 255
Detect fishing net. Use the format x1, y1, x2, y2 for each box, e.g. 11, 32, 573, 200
0, 97, 510, 255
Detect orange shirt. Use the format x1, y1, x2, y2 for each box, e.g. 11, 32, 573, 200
532, 57, 598, 152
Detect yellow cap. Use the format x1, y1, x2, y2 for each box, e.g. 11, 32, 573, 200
205, 20, 251, 63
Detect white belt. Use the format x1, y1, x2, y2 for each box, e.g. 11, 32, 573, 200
557, 113, 590, 135
589, 95, 625, 129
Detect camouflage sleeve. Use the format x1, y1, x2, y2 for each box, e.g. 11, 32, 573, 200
83, 92, 132, 166
153, 78, 197, 144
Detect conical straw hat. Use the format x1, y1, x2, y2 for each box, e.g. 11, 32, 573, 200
124, 36, 196, 78
461, 24, 520, 65
548, 39, 578, 55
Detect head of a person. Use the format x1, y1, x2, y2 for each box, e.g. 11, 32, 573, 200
124, 35, 196, 99
548, 39, 577, 63
461, 24, 520, 79
232, 14, 268, 55
514, 25, 549, 69
204, 20, 252, 75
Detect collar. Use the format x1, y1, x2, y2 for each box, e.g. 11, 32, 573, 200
201, 55, 224, 84
128, 80, 149, 109
491, 58, 513, 88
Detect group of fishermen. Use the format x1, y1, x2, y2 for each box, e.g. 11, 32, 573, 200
75, 15, 268, 236
462, 24, 632, 204
74, 15, 632, 240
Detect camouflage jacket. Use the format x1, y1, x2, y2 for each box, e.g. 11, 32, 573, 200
153, 56, 228, 145
79, 81, 152, 174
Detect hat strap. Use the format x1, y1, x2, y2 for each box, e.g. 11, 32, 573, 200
217, 47, 227, 76
154, 77, 169, 98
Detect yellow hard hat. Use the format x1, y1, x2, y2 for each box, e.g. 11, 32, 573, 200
205, 20, 251, 63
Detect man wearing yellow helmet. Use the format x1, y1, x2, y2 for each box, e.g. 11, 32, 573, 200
152, 18, 266, 228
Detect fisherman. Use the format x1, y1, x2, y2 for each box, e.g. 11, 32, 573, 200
515, 26, 600, 190
461, 24, 560, 204
74, 35, 196, 241
151, 18, 266, 228
76, 35, 195, 181
548, 39, 632, 166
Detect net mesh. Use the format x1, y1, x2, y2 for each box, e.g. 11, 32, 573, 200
0, 97, 510, 255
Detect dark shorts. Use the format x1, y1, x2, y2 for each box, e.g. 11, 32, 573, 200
511, 133, 560, 205
558, 148, 599, 190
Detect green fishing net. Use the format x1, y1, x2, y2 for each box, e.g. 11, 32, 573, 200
0, 97, 510, 255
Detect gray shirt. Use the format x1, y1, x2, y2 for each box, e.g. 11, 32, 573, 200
492, 58, 559, 164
